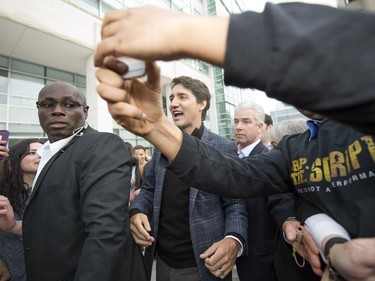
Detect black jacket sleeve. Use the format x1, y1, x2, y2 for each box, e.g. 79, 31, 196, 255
165, 131, 293, 199
224, 3, 375, 135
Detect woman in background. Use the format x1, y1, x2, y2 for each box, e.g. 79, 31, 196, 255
0, 138, 44, 281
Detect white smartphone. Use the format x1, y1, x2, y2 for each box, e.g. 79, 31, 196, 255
117, 57, 146, 79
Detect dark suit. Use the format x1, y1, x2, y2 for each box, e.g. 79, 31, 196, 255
236, 142, 296, 281
22, 127, 147, 281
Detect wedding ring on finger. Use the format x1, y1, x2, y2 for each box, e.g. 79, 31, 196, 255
219, 267, 224, 277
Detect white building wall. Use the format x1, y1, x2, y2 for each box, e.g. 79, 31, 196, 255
0, 0, 101, 49
0, 0, 219, 138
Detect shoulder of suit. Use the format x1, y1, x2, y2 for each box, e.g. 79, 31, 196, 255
77, 129, 126, 149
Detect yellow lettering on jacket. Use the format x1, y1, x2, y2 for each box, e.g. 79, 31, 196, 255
290, 136, 374, 185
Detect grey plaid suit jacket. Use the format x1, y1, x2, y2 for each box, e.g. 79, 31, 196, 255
130, 128, 248, 281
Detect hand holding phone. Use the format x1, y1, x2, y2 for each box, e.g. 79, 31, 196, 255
117, 57, 146, 80
0, 130, 9, 160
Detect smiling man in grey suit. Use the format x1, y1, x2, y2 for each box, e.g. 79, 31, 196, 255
0, 81, 147, 281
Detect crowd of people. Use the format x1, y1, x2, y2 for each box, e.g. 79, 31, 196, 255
0, 1, 374, 281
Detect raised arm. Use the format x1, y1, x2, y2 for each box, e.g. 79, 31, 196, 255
94, 6, 228, 68
95, 4, 375, 134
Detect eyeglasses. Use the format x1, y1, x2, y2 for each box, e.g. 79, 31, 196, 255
36, 100, 86, 110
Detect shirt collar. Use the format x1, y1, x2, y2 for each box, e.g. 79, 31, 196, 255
238, 139, 261, 158
191, 123, 204, 140
37, 135, 75, 158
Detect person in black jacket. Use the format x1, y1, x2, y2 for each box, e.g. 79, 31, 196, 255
97, 61, 375, 280
94, 3, 375, 281
0, 81, 147, 281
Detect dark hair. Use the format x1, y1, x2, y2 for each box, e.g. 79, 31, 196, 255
133, 145, 146, 152
0, 138, 44, 215
171, 76, 211, 121
264, 114, 273, 126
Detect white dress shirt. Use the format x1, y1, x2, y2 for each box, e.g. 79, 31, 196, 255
31, 135, 75, 192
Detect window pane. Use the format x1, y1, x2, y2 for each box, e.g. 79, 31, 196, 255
46, 68, 74, 83
0, 105, 6, 120
9, 107, 40, 124
0, 94, 7, 105
0, 56, 9, 68
9, 73, 44, 98
101, 2, 114, 17
76, 74, 86, 85
8, 123, 44, 136
11, 59, 44, 76
71, 0, 99, 15
9, 96, 37, 108
0, 69, 8, 93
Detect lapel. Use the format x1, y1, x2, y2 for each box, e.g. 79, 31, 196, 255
26, 134, 81, 207
249, 141, 266, 156
190, 128, 211, 209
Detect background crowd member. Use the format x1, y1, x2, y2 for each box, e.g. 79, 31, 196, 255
125, 142, 136, 199
94, 3, 375, 135
233, 102, 318, 281
130, 76, 247, 281
0, 139, 43, 281
269, 119, 308, 149
0, 81, 147, 281
132, 145, 148, 197
125, 142, 140, 201
234, 101, 290, 281
0, 141, 10, 281
265, 119, 319, 281
260, 114, 273, 150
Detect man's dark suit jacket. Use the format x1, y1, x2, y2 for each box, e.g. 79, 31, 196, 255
236, 141, 296, 281
22, 127, 147, 281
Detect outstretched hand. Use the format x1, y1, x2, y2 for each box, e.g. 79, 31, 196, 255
94, 6, 228, 68
94, 6, 185, 66
96, 60, 163, 136
95, 59, 182, 160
